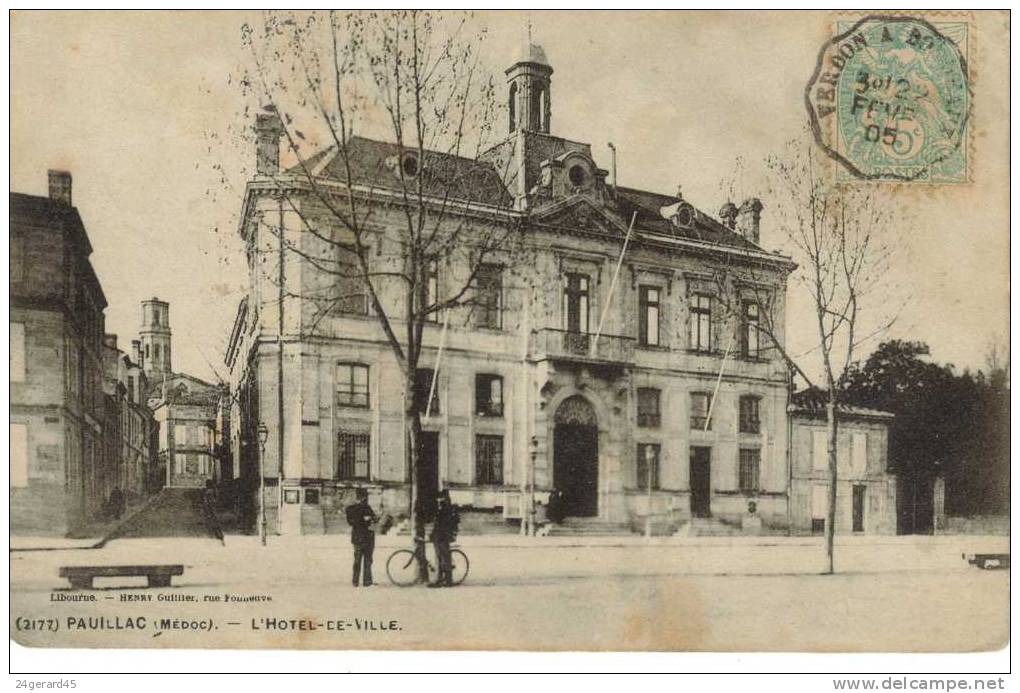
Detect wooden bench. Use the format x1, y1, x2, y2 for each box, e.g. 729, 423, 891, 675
59, 564, 185, 589
962, 553, 1010, 570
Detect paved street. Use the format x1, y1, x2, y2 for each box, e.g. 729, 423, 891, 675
113, 489, 219, 539
10, 534, 1008, 652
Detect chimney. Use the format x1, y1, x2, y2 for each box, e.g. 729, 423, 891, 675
255, 108, 284, 177
131, 339, 142, 366
736, 198, 763, 244
718, 202, 738, 230
48, 170, 72, 206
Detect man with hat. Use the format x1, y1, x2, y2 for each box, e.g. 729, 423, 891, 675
345, 487, 377, 587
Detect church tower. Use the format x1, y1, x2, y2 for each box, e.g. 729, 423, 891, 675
506, 41, 553, 134
139, 297, 172, 380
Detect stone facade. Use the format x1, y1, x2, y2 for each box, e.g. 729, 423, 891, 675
223, 44, 858, 537
10, 172, 112, 535
101, 334, 160, 501
789, 405, 897, 535
150, 373, 221, 489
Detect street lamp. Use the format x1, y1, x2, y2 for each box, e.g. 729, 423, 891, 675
257, 422, 269, 546
527, 435, 538, 537
645, 445, 655, 540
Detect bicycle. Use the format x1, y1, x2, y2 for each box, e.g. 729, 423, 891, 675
386, 537, 469, 587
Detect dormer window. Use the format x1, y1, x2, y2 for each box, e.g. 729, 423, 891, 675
568, 164, 586, 187
672, 204, 695, 229
401, 153, 419, 178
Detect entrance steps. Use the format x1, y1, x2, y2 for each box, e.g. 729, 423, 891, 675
676, 516, 743, 537
545, 517, 634, 537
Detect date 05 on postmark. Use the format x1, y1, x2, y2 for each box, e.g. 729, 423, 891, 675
806, 15, 970, 183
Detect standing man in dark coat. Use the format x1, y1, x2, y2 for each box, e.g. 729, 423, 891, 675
345, 488, 377, 587
428, 489, 460, 587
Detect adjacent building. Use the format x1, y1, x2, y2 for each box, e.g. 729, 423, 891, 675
101, 334, 161, 501
10, 171, 113, 535
789, 395, 897, 535
139, 298, 223, 489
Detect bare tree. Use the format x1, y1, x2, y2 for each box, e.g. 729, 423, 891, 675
235, 10, 525, 576
733, 135, 900, 574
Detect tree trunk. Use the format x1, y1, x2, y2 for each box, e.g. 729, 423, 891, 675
825, 399, 838, 574
405, 378, 429, 583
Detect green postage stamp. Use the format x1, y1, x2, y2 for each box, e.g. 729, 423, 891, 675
806, 15, 970, 183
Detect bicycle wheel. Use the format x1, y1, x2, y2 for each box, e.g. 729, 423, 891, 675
450, 549, 470, 585
386, 549, 420, 587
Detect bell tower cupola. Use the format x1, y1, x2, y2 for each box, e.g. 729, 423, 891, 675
507, 40, 553, 134
139, 297, 172, 380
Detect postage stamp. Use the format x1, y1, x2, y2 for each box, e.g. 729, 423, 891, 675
806, 15, 971, 183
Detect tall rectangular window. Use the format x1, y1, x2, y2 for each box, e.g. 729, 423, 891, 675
337, 432, 370, 480
336, 363, 369, 408
739, 448, 761, 493
335, 245, 369, 315
851, 432, 868, 477
637, 387, 661, 428
475, 434, 504, 485
690, 392, 713, 430
10, 423, 28, 488
174, 424, 187, 446
414, 368, 440, 415
475, 374, 504, 417
174, 453, 186, 475
422, 260, 440, 323
812, 430, 829, 471
638, 286, 661, 347
689, 294, 712, 352
10, 322, 25, 382
563, 273, 590, 334
811, 484, 828, 533
741, 301, 761, 358
473, 263, 502, 329
636, 443, 661, 490
739, 395, 761, 433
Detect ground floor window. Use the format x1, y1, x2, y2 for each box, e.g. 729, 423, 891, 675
10, 423, 27, 487
738, 448, 761, 494
337, 432, 370, 480
636, 443, 661, 490
811, 483, 827, 534
475, 434, 504, 485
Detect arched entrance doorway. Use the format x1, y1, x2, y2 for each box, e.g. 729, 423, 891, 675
553, 395, 599, 517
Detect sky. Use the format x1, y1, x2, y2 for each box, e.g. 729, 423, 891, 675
10, 11, 1010, 383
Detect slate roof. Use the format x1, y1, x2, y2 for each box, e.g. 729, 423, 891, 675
614, 186, 762, 252
285, 138, 770, 254
285, 136, 512, 207
145, 372, 221, 407
788, 390, 895, 420
10, 193, 90, 248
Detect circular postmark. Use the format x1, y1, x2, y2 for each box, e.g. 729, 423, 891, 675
806, 15, 970, 182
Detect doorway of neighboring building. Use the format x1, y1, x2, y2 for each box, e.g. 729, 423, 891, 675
852, 484, 866, 532
416, 431, 439, 505
689, 446, 712, 518
553, 395, 599, 517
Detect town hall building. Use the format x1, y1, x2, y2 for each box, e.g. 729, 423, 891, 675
224, 42, 896, 536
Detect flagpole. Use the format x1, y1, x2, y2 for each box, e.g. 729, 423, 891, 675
591, 211, 638, 356
424, 310, 450, 440
705, 331, 736, 433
